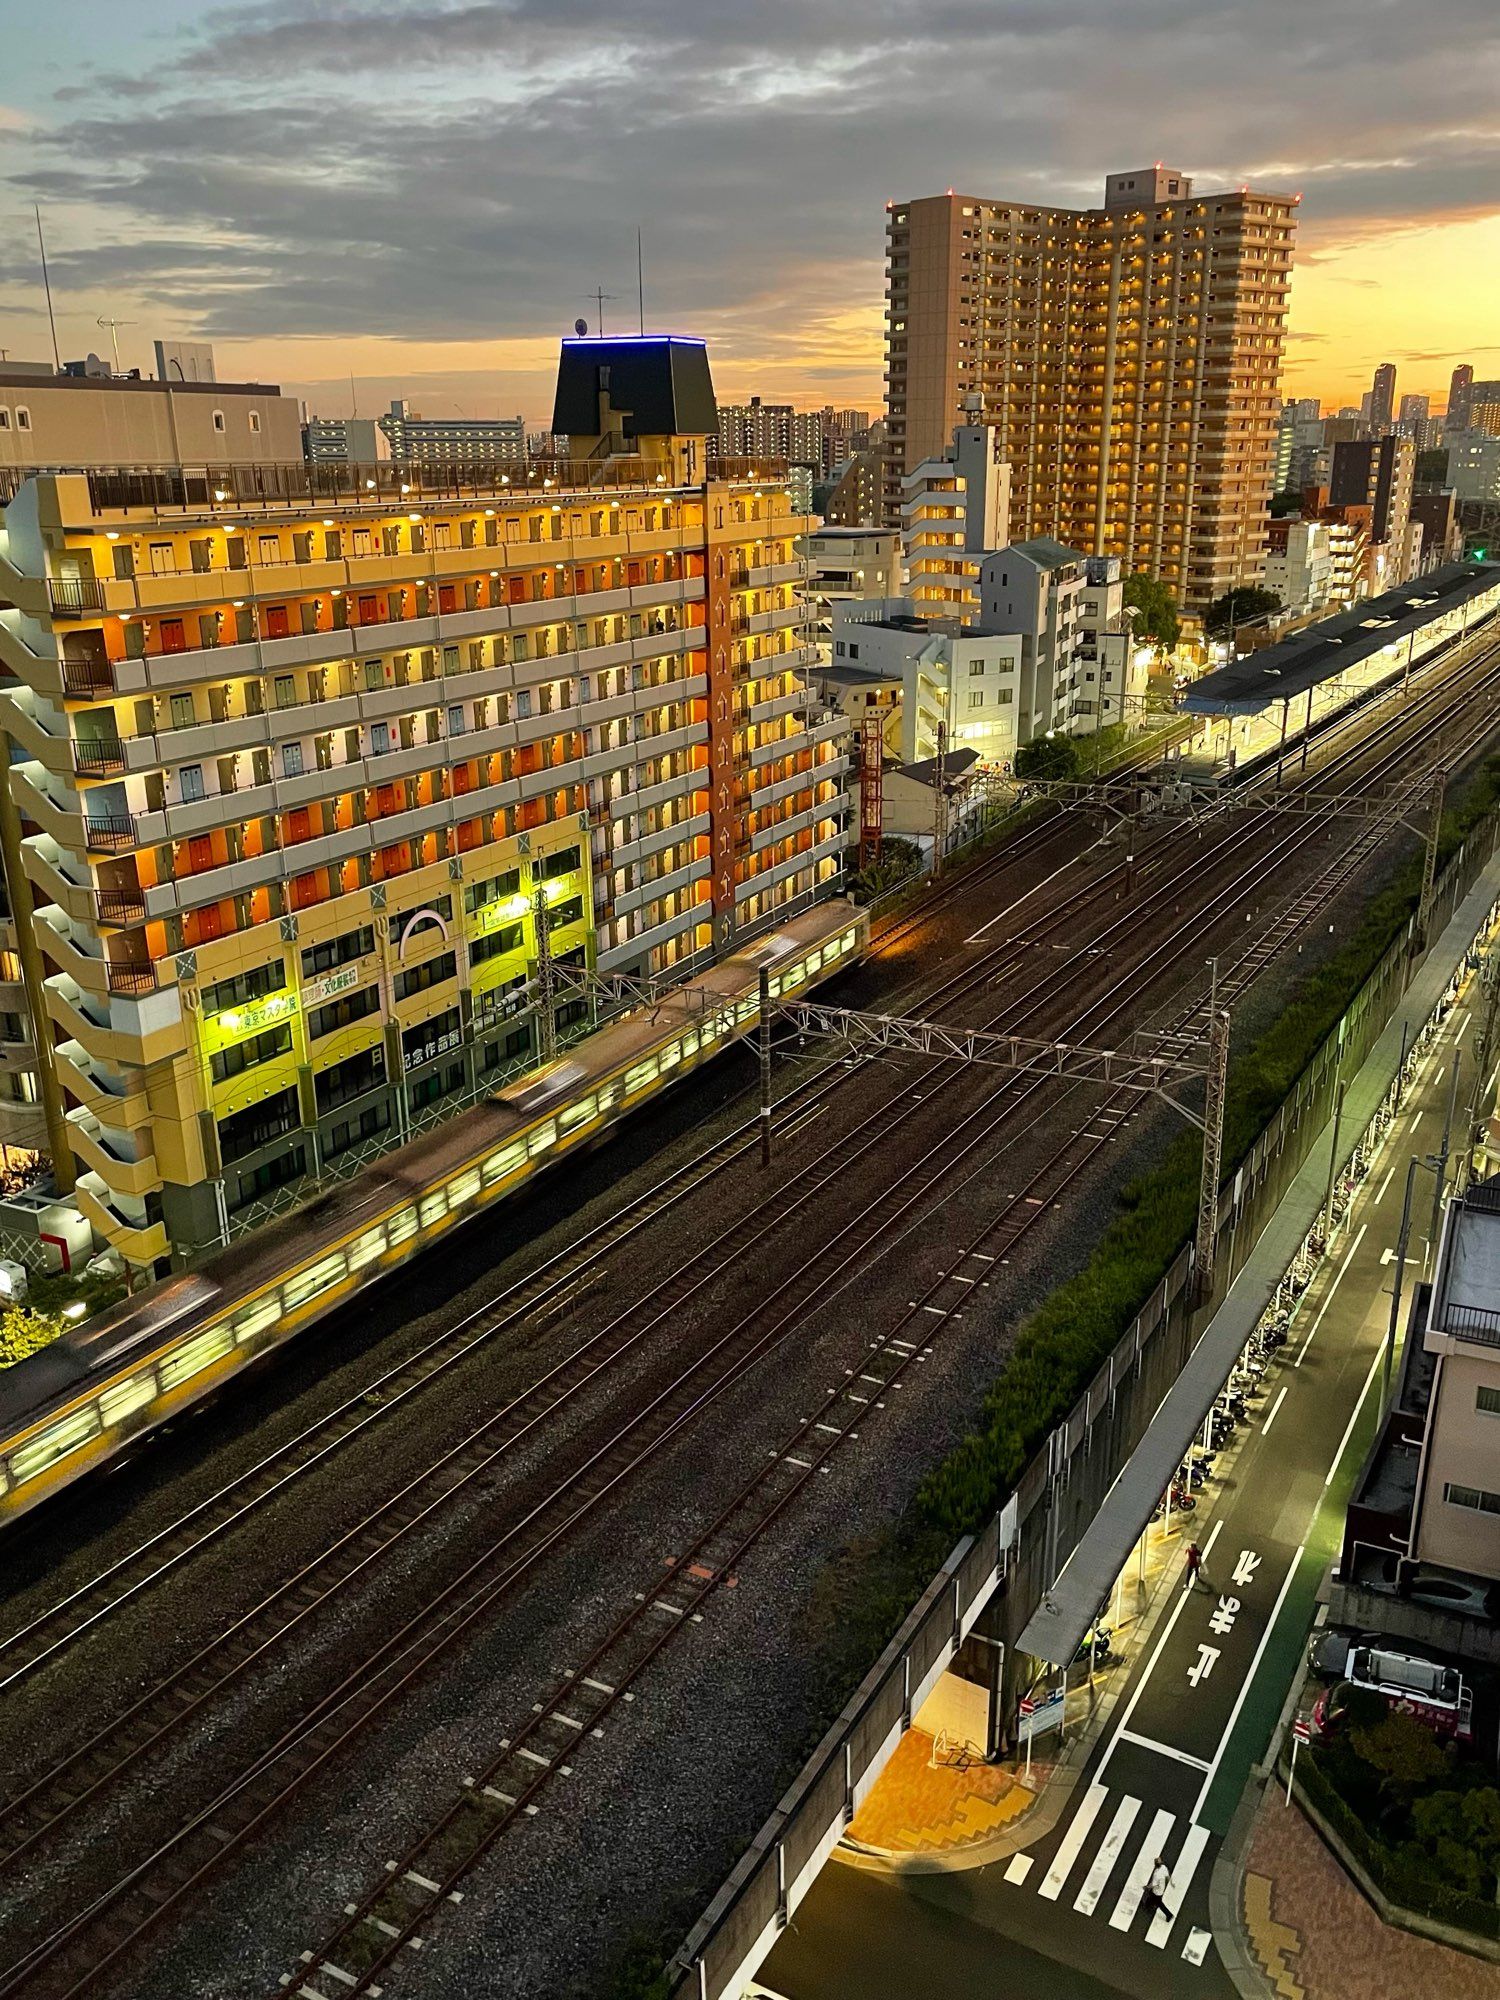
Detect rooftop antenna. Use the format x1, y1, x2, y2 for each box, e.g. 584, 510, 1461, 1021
637, 228, 645, 335
589, 287, 616, 337
349, 370, 358, 417
96, 315, 134, 374
34, 205, 59, 373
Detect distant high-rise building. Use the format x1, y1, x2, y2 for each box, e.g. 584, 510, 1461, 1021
378, 400, 525, 464
1368, 362, 1397, 433
715, 398, 829, 472
883, 165, 1297, 605
1330, 433, 1416, 588
1448, 363, 1475, 432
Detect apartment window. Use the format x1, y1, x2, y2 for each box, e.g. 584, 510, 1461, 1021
394, 951, 456, 1002
314, 1046, 386, 1115
179, 764, 206, 802
15, 407, 31, 432
401, 1007, 462, 1073
211, 409, 227, 433
324, 1104, 391, 1157
464, 868, 521, 914
301, 924, 374, 977
539, 843, 581, 880
249, 411, 262, 433
282, 742, 304, 779
471, 924, 525, 965
0, 411, 9, 431
217, 1085, 299, 1163
547, 895, 584, 930
309, 984, 380, 1039
1477, 1386, 1500, 1417
203, 963, 285, 1019
969, 661, 985, 676
210, 1023, 293, 1083
1444, 1482, 1500, 1516
386, 895, 451, 944
968, 692, 984, 710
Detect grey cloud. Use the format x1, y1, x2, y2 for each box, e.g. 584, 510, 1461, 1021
2, 0, 1496, 364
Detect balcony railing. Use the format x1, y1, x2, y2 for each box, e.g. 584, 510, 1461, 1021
106, 962, 158, 997
83, 814, 138, 853
72, 737, 127, 778
96, 891, 146, 928
47, 576, 106, 617
61, 659, 115, 699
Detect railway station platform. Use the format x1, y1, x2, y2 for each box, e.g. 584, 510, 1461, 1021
1182, 560, 1500, 775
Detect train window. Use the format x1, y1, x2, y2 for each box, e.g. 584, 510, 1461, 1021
10, 1407, 101, 1485
419, 1190, 448, 1228
284, 1252, 348, 1310
659, 1041, 682, 1073
483, 1141, 527, 1184
158, 1323, 234, 1391
385, 1205, 417, 1247
448, 1167, 481, 1206
527, 1118, 557, 1157
559, 1094, 598, 1132
596, 1080, 618, 1113
625, 1059, 657, 1094
700, 1018, 720, 1048
234, 1297, 281, 1342
99, 1372, 157, 1428
737, 997, 757, 1024
679, 1028, 699, 1059
348, 1226, 386, 1271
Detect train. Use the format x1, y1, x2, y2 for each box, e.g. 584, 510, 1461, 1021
0, 899, 869, 1528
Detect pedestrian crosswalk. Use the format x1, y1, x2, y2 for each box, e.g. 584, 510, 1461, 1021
1003, 1780, 1216, 1964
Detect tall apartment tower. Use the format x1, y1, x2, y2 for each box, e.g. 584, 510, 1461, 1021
1448, 364, 1475, 433
0, 336, 850, 1271
883, 166, 1297, 605
1368, 362, 1397, 434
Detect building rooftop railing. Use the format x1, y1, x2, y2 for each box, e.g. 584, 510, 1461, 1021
0, 455, 793, 518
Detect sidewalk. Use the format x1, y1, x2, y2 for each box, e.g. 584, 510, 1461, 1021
1235, 1782, 1500, 2000
844, 1484, 1211, 1868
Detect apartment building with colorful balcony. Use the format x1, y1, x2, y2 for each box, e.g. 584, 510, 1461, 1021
0, 336, 852, 1272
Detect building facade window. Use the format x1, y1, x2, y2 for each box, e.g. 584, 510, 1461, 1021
1443, 1481, 1500, 1516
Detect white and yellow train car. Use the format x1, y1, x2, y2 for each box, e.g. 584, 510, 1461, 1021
0, 901, 868, 1528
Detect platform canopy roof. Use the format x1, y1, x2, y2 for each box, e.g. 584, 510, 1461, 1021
1184, 561, 1500, 718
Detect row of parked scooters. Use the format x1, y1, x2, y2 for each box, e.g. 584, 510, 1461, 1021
1149, 1317, 1291, 1522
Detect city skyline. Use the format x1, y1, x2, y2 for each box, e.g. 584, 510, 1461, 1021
0, 0, 1495, 425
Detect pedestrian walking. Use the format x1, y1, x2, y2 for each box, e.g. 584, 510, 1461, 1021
1183, 1541, 1208, 1591
1145, 1857, 1171, 1917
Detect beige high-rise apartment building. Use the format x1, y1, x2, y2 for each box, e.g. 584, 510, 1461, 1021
883, 165, 1297, 606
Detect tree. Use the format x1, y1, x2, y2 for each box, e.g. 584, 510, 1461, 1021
1204, 585, 1281, 641
1122, 573, 1180, 653
1348, 1708, 1451, 1796
0, 1303, 59, 1369
1015, 735, 1081, 782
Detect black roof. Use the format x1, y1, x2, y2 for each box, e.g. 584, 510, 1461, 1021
551, 337, 717, 440
1185, 561, 1500, 716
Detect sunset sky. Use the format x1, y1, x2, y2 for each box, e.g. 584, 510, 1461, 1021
0, 0, 1496, 426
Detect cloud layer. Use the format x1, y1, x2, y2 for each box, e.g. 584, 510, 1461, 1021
2, 0, 1497, 404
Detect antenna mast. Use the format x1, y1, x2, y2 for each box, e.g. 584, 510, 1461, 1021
34, 205, 60, 372
637, 229, 645, 335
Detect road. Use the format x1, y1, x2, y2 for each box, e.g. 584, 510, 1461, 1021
763, 983, 1475, 2000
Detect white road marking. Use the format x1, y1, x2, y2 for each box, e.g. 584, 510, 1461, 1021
1191, 1547, 1305, 1822
1324, 1344, 1385, 1490
1074, 1794, 1141, 1915
1374, 1165, 1395, 1202
1295, 1224, 1368, 1365
1110, 1808, 1175, 1931
1146, 1824, 1211, 1948
1038, 1782, 1108, 1901
1099, 1519, 1223, 1777
1004, 1852, 1034, 1885
1260, 1385, 1289, 1435
1183, 1926, 1213, 1965
1115, 1728, 1212, 1772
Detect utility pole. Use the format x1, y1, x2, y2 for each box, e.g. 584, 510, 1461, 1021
932, 719, 949, 879
1414, 765, 1447, 955
34, 204, 60, 373
534, 885, 557, 1064
1194, 1004, 1233, 1305
759, 965, 773, 1168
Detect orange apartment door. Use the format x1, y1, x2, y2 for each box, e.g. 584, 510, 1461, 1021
358, 595, 379, 625
265, 604, 290, 639
188, 835, 214, 872
438, 583, 457, 614
159, 619, 187, 653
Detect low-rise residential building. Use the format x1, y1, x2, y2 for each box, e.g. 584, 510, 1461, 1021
1070, 554, 1147, 731
901, 418, 1011, 625
1265, 517, 1334, 613
880, 747, 992, 856
0, 335, 851, 1272
830, 606, 1024, 766
800, 527, 900, 654
0, 361, 303, 472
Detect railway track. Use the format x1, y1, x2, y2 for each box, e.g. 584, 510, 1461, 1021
4, 641, 1498, 1997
